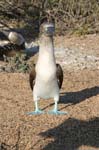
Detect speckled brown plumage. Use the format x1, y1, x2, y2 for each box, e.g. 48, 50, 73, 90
0, 42, 25, 57
29, 63, 63, 91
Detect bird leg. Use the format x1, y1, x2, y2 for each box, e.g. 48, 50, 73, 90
48, 96, 68, 115
27, 98, 44, 115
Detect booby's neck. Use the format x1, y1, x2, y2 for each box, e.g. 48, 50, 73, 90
39, 34, 54, 57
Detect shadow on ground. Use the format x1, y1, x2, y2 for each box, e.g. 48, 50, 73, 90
40, 117, 99, 150
42, 86, 99, 111
60, 86, 99, 104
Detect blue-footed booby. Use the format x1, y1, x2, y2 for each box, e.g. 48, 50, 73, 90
28, 21, 66, 115
0, 31, 25, 57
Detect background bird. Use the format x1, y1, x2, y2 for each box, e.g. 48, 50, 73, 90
28, 21, 66, 115
0, 31, 25, 57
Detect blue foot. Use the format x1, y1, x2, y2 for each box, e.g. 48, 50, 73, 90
48, 110, 68, 115
27, 110, 44, 115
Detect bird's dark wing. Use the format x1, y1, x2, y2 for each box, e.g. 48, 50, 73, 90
56, 63, 63, 89
29, 64, 36, 91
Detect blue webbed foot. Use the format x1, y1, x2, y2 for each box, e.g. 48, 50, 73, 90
48, 110, 68, 115
27, 110, 44, 115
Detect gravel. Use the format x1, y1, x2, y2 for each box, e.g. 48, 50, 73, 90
55, 47, 99, 71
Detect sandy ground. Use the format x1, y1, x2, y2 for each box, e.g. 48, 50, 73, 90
0, 34, 99, 150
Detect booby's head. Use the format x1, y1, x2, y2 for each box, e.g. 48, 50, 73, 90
8, 32, 25, 46
40, 22, 55, 37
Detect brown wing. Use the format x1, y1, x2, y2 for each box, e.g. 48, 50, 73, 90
56, 64, 63, 89
29, 64, 36, 91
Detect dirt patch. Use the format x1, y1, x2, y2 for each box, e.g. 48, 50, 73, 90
0, 35, 99, 150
